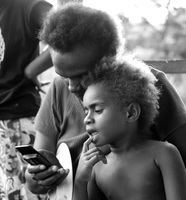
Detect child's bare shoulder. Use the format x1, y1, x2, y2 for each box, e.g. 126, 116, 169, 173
148, 139, 175, 149
149, 140, 179, 153
148, 140, 181, 165
147, 140, 178, 155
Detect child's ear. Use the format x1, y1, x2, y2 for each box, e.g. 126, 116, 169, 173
126, 103, 141, 123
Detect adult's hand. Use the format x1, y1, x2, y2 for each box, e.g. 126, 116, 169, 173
25, 150, 69, 194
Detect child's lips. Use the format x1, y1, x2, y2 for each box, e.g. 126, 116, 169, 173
87, 131, 107, 164
87, 130, 98, 143
91, 132, 98, 137
90, 132, 98, 142
86, 129, 97, 136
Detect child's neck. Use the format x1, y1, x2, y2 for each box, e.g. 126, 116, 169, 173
110, 134, 145, 154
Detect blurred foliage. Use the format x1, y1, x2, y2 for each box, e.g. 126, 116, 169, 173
120, 8, 186, 59
57, 0, 83, 5
118, 2, 186, 105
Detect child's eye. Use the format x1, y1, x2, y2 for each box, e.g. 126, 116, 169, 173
95, 109, 103, 114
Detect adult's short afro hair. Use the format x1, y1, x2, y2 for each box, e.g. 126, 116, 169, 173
39, 2, 124, 59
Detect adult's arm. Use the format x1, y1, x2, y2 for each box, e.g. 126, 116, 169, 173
150, 67, 186, 138
150, 67, 186, 167
25, 77, 87, 194
25, 76, 66, 194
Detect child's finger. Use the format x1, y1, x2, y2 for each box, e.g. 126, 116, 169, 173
88, 153, 107, 166
82, 136, 92, 153
85, 148, 107, 164
84, 151, 100, 160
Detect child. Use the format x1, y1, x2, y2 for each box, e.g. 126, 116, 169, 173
73, 56, 186, 200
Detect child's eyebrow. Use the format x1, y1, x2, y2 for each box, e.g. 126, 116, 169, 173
84, 102, 105, 109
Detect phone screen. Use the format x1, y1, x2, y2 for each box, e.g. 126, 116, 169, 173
15, 145, 53, 167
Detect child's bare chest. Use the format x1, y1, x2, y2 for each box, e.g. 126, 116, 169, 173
95, 152, 166, 200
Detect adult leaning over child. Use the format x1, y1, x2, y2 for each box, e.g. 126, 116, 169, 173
25, 2, 186, 197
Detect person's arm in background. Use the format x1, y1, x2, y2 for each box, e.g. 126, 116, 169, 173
24, 47, 53, 93
25, 47, 52, 79
24, 1, 53, 91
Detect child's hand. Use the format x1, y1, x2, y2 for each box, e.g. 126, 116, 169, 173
75, 137, 107, 183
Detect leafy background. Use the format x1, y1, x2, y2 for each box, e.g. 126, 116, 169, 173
118, 2, 186, 104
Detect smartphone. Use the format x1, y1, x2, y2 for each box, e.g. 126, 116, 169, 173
15, 145, 53, 167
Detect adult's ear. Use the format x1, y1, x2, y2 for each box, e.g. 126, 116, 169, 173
126, 103, 141, 123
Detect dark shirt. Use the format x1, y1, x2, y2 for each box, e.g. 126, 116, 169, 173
0, 0, 52, 120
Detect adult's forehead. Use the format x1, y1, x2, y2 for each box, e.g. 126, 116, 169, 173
50, 46, 96, 76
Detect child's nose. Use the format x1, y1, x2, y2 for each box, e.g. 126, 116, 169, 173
84, 114, 93, 125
